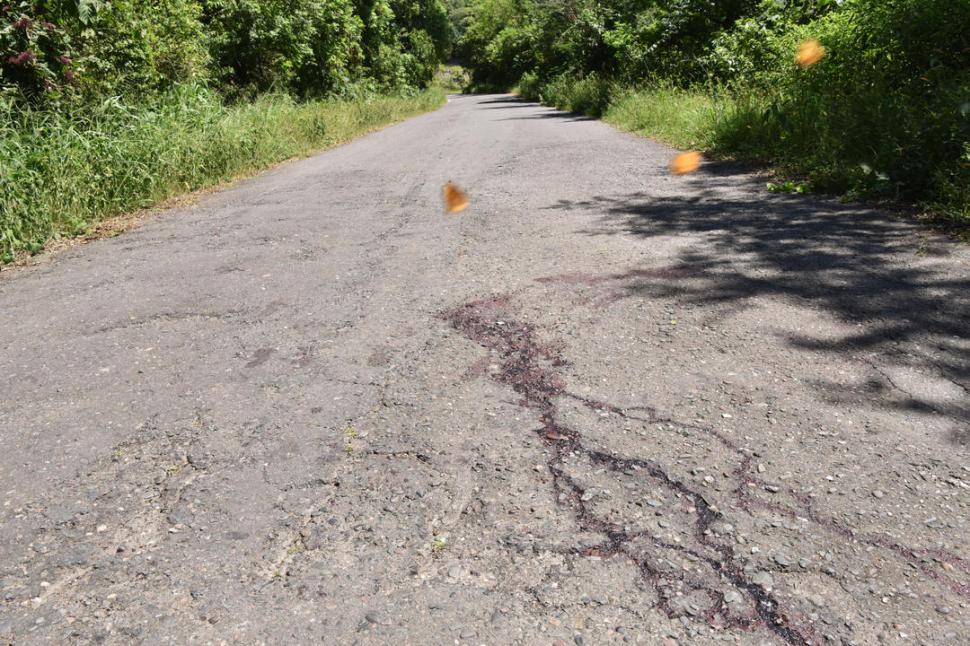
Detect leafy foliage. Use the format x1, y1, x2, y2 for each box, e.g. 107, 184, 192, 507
2, 0, 209, 100
1, 1, 77, 101
458, 0, 969, 218
81, 0, 210, 93
202, 0, 364, 97
1, 0, 452, 102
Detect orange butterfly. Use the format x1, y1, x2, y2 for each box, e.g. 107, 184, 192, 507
795, 39, 825, 68
443, 181, 470, 214
670, 151, 702, 176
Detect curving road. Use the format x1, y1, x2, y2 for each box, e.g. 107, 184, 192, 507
1, 94, 969, 645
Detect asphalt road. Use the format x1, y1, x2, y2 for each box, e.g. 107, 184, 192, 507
1, 94, 969, 645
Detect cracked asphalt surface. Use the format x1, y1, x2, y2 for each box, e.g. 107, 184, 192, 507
1, 94, 969, 645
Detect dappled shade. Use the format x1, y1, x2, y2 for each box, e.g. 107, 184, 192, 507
546, 163, 970, 425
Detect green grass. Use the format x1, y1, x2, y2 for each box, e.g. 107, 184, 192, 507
536, 79, 968, 225
605, 85, 719, 151
0, 85, 445, 262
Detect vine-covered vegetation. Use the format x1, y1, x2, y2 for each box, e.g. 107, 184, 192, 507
456, 0, 969, 220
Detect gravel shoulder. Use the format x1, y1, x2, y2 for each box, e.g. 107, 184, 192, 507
1, 94, 968, 645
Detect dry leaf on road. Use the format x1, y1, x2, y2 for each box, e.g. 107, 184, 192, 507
443, 181, 470, 213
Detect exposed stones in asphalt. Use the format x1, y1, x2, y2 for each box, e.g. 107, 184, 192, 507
364, 610, 386, 625
724, 589, 743, 605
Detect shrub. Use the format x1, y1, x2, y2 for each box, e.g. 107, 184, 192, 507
713, 0, 970, 207
538, 72, 614, 117
1, 1, 78, 103
201, 0, 365, 97
80, 0, 209, 94
2, 0, 210, 102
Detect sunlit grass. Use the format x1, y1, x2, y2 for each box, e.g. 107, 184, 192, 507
605, 85, 719, 151
433, 65, 471, 93
0, 86, 445, 262
581, 82, 968, 225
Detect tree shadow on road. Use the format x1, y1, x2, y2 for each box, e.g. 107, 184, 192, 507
545, 163, 970, 433
495, 111, 595, 122
474, 96, 537, 105
470, 94, 596, 121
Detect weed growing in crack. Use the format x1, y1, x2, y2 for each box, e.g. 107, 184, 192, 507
343, 425, 358, 456
430, 535, 449, 557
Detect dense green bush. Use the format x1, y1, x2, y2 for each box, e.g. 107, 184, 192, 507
527, 72, 612, 117
351, 0, 450, 91
459, 0, 534, 89
714, 0, 970, 204
1, 0, 452, 102
460, 0, 970, 219
201, 0, 365, 96
2, 0, 210, 100
391, 0, 451, 78
81, 0, 210, 94
0, 1, 76, 101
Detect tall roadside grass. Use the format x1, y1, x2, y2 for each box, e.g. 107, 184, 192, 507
0, 85, 445, 262
525, 77, 969, 225
605, 85, 719, 151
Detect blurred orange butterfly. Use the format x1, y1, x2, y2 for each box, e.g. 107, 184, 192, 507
442, 181, 470, 214
670, 151, 702, 176
795, 39, 825, 68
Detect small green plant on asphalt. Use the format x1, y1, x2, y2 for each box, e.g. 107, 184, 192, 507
430, 535, 448, 556
286, 537, 307, 555
343, 424, 359, 456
